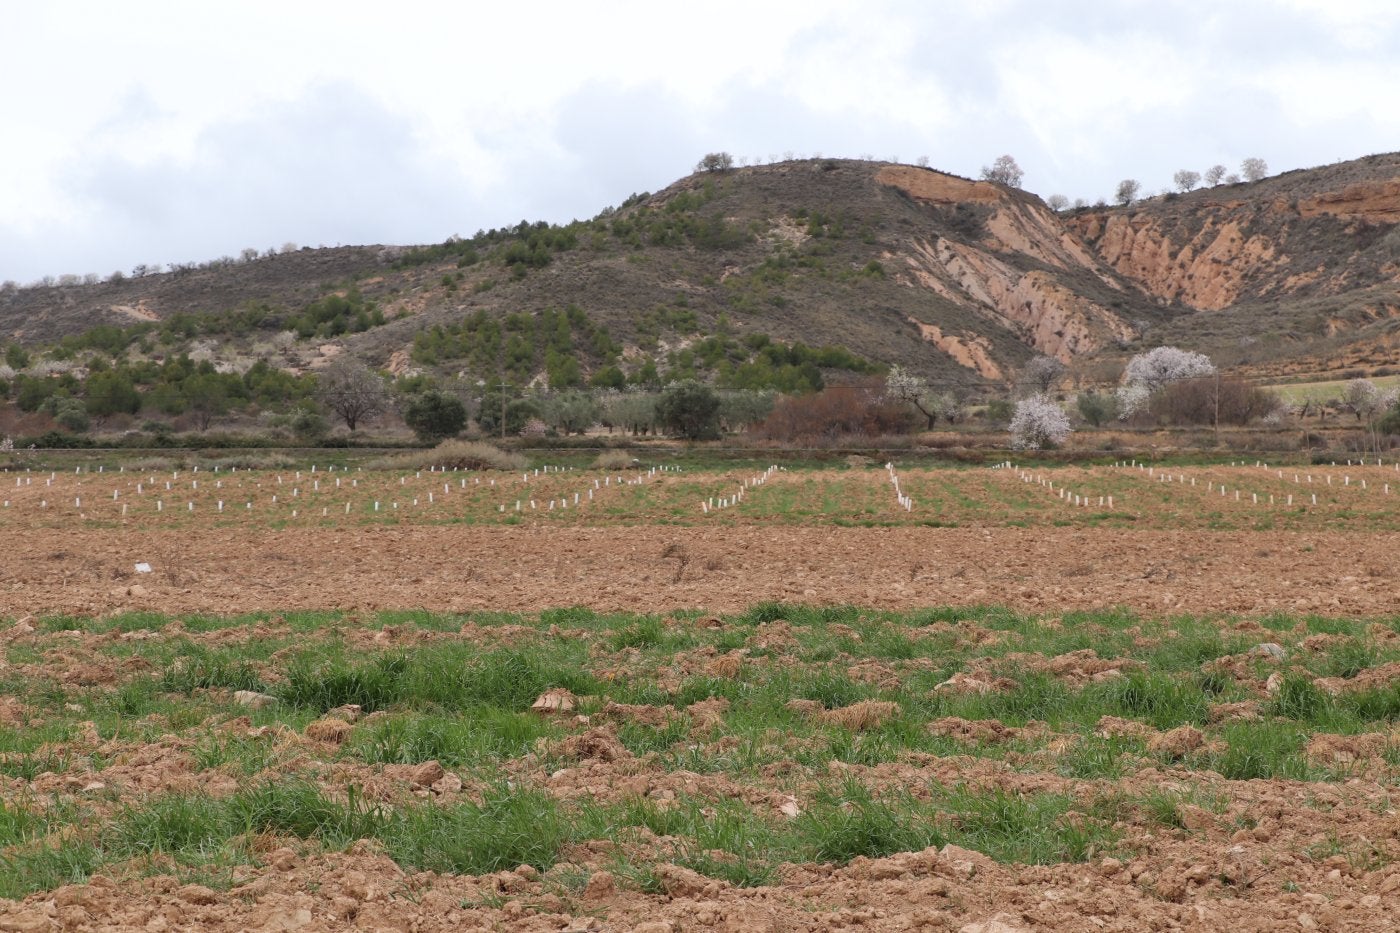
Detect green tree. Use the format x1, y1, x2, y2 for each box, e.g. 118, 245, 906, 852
656, 380, 722, 440
48, 397, 91, 433
590, 365, 626, 390
695, 152, 734, 173
4, 344, 29, 371
403, 392, 467, 442
545, 391, 601, 435
85, 370, 141, 423
1076, 390, 1118, 427
15, 375, 55, 412
184, 373, 230, 431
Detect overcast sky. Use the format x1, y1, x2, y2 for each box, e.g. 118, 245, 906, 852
5, 0, 1399, 284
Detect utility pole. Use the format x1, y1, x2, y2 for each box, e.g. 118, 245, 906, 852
1214, 370, 1220, 445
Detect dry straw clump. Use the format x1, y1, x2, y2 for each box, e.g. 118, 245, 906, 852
371, 440, 527, 472
591, 449, 640, 471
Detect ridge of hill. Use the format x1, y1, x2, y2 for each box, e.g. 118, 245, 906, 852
3, 153, 1400, 389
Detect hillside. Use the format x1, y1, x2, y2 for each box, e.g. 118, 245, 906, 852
1066, 152, 1400, 381
3, 153, 1400, 390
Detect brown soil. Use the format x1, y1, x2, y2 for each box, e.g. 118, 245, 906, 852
5, 515, 1400, 929
2, 525, 1395, 618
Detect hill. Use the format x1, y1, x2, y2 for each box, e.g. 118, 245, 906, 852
3, 153, 1400, 391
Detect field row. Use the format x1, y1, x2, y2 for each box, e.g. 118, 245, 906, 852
6, 460, 1400, 530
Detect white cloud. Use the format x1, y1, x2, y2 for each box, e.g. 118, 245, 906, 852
2, 0, 1399, 281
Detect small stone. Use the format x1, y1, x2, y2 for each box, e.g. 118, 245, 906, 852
531, 688, 577, 714
269, 847, 297, 872
408, 760, 446, 787
958, 914, 1030, 933
1265, 672, 1284, 694
1178, 805, 1218, 832
328, 704, 363, 723
653, 863, 707, 897
939, 844, 995, 879
582, 870, 616, 902
1148, 725, 1205, 759
177, 885, 218, 905
303, 718, 352, 744
430, 772, 463, 795
233, 690, 277, 710
1252, 643, 1286, 660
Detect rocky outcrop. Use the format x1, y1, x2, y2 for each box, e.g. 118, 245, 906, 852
879, 167, 1136, 370
895, 237, 1132, 365
1299, 179, 1400, 223
1067, 213, 1283, 311
905, 318, 1004, 380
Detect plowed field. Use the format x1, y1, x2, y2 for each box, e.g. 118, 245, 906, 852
0, 462, 1396, 930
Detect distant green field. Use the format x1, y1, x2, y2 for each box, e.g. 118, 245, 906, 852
1265, 374, 1400, 404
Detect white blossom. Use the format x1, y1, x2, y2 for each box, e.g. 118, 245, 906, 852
1010, 395, 1073, 449
1123, 346, 1215, 392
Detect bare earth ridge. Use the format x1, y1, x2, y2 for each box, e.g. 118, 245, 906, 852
8, 525, 1395, 618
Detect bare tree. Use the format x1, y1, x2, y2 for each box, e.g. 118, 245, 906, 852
980, 154, 1024, 188
1046, 194, 1070, 211
1224, 173, 1241, 185
316, 356, 389, 431
1241, 157, 1268, 183
1341, 378, 1399, 453
1020, 355, 1066, 395
1204, 164, 1227, 186
1114, 179, 1141, 206
1173, 169, 1201, 192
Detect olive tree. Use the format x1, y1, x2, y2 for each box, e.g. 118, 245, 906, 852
544, 391, 601, 435
656, 380, 722, 440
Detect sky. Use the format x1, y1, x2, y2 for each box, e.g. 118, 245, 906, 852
4, 0, 1400, 284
